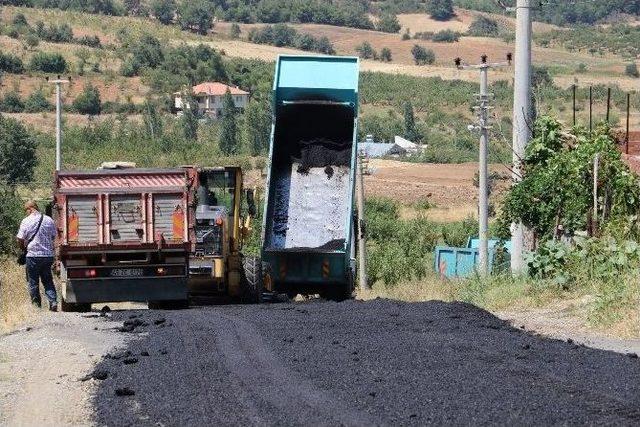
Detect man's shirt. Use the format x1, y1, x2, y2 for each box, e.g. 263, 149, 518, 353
16, 212, 57, 257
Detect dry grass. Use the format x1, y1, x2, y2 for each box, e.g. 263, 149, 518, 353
357, 273, 639, 339
0, 259, 41, 334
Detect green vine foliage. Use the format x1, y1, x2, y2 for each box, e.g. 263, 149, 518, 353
498, 117, 640, 241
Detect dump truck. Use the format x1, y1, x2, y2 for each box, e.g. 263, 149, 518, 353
261, 55, 360, 301
53, 165, 259, 311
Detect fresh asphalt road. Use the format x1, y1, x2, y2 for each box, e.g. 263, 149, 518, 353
93, 299, 640, 426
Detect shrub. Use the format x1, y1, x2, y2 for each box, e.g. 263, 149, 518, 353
411, 45, 435, 65
12, 13, 28, 27
230, 23, 241, 39
0, 53, 24, 74
28, 52, 67, 73
0, 91, 24, 113
625, 63, 639, 78
380, 47, 392, 62
426, 0, 454, 21
76, 35, 102, 48
73, 84, 102, 115
24, 89, 53, 113
151, 0, 176, 25
468, 16, 499, 37
401, 28, 411, 40
356, 41, 377, 59
376, 14, 401, 33
432, 29, 460, 43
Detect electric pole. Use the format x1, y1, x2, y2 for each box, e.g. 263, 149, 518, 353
456, 54, 511, 275
510, 0, 533, 274
47, 75, 70, 171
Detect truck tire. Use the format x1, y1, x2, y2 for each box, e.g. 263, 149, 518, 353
241, 256, 263, 303
60, 298, 91, 313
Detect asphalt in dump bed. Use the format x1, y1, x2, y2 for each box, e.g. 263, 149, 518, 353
94, 300, 640, 426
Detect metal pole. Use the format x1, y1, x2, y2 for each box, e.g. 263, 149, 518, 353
572, 84, 576, 127
589, 86, 593, 134
55, 82, 62, 171
355, 151, 369, 290
593, 153, 600, 236
606, 87, 611, 123
478, 65, 489, 275
626, 93, 631, 155
510, 0, 532, 274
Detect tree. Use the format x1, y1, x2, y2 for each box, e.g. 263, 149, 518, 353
124, 0, 146, 16
180, 95, 199, 140
73, 83, 102, 115
625, 63, 639, 78
24, 89, 53, 113
376, 14, 401, 33
244, 99, 271, 156
230, 23, 241, 39
0, 91, 24, 113
178, 0, 213, 35
356, 41, 376, 59
0, 183, 23, 254
0, 115, 37, 185
467, 16, 499, 37
403, 101, 420, 142
380, 47, 392, 62
426, 0, 454, 21
411, 45, 435, 65
151, 0, 176, 25
24, 34, 40, 50
29, 52, 67, 73
219, 90, 238, 155
0, 52, 24, 74
143, 99, 163, 140
315, 36, 335, 55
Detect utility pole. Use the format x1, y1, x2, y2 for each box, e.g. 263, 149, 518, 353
355, 148, 369, 290
47, 75, 70, 171
456, 54, 511, 275
509, 0, 533, 274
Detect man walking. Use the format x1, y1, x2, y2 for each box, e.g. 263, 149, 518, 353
16, 200, 58, 311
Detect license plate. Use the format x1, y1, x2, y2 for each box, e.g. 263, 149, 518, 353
111, 268, 144, 277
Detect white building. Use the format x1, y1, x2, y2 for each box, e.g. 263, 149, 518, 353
174, 82, 249, 119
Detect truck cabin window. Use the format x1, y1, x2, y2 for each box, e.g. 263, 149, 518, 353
198, 170, 236, 217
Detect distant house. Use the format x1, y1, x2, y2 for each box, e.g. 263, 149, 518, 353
358, 135, 406, 158
174, 82, 249, 118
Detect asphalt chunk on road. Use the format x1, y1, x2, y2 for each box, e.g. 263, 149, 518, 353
93, 300, 640, 426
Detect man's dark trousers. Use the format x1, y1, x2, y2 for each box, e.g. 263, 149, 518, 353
26, 257, 57, 306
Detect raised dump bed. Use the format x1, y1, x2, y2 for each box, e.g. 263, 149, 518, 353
261, 55, 360, 300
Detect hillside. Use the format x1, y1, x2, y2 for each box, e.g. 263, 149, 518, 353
0, 4, 638, 184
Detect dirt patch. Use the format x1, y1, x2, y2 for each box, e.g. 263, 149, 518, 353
364, 159, 507, 206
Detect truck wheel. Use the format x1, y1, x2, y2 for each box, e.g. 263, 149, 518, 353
148, 300, 189, 310
241, 256, 263, 303
60, 298, 91, 313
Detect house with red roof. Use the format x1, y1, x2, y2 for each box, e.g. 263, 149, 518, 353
174, 82, 250, 118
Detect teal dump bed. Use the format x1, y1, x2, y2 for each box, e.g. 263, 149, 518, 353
262, 55, 360, 291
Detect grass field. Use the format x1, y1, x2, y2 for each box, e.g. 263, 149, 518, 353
0, 260, 40, 334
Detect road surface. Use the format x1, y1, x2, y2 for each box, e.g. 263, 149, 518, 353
1, 299, 639, 426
